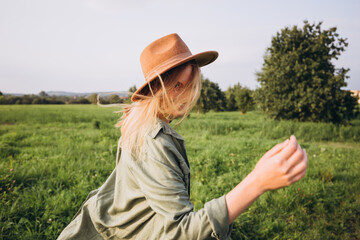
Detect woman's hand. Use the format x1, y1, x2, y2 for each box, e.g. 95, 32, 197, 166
252, 135, 308, 193
225, 135, 308, 224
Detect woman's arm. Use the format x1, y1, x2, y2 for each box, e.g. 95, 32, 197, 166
225, 135, 308, 224
129, 133, 232, 239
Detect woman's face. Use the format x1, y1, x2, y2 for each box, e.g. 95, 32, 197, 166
168, 64, 193, 118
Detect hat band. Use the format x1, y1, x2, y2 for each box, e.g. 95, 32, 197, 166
144, 52, 192, 81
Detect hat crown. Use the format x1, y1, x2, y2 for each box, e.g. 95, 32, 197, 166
132, 33, 218, 102
140, 33, 192, 81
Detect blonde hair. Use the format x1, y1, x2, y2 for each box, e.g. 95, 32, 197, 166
113, 61, 201, 156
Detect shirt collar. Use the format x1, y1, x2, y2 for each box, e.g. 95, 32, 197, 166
149, 118, 184, 141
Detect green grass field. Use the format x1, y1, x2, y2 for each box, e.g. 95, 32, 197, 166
0, 105, 359, 239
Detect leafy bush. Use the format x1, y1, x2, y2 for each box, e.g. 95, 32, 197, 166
225, 83, 255, 113
256, 20, 357, 123
195, 75, 226, 113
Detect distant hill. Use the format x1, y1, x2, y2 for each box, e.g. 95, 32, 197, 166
3, 91, 129, 97
2, 93, 27, 96
46, 91, 129, 98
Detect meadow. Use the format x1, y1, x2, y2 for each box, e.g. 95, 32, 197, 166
0, 104, 359, 239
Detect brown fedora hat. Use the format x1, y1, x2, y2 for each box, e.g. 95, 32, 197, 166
131, 33, 218, 102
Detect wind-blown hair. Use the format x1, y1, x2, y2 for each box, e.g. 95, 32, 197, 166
115, 60, 201, 156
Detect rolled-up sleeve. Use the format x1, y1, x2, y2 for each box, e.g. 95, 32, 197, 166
128, 133, 233, 239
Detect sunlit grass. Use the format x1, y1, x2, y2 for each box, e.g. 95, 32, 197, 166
0, 105, 359, 239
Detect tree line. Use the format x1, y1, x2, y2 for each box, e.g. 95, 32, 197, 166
0, 79, 255, 113
0, 91, 128, 105
193, 76, 255, 113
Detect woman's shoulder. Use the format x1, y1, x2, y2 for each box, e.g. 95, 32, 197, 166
143, 119, 186, 161
148, 119, 184, 142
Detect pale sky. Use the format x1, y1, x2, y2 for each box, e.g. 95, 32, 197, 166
1, 0, 359, 94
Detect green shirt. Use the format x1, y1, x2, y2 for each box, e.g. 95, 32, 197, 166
57, 119, 233, 240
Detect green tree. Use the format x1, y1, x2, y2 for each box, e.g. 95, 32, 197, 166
236, 87, 255, 114
129, 85, 137, 93
225, 83, 255, 113
123, 85, 137, 104
32, 98, 42, 104
68, 97, 90, 104
21, 95, 33, 104
39, 91, 48, 97
110, 94, 122, 104
225, 87, 237, 111
88, 93, 98, 104
256, 20, 357, 123
195, 75, 226, 113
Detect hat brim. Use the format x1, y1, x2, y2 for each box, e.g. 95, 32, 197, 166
131, 50, 218, 102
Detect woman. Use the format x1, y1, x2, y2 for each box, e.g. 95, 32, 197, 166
58, 33, 308, 240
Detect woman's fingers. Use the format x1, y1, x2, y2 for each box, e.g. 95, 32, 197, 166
261, 138, 289, 160
285, 145, 304, 172
288, 149, 308, 181
289, 159, 307, 183
277, 135, 299, 163
254, 136, 308, 191
289, 168, 307, 183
